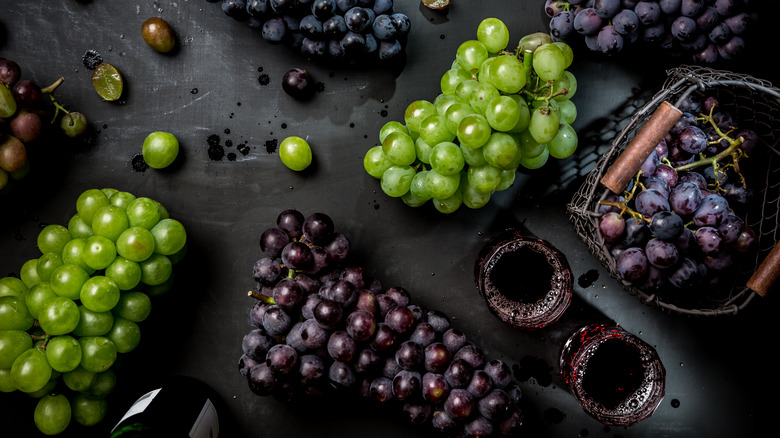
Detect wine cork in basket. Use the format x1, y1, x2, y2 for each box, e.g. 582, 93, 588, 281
747, 241, 780, 297
600, 101, 682, 194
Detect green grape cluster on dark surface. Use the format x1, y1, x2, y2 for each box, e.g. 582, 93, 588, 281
0, 57, 88, 193
0, 188, 187, 435
364, 18, 580, 214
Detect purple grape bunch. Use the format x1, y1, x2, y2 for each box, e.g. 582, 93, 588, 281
212, 0, 411, 65
240, 209, 525, 436
544, 0, 751, 63
597, 92, 758, 295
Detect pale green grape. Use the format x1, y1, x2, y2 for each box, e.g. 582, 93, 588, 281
82, 235, 117, 271
477, 56, 496, 86
444, 102, 476, 135
61, 238, 96, 274
425, 169, 460, 199
92, 205, 130, 242
80, 276, 120, 313
433, 93, 460, 116
73, 305, 114, 337
20, 259, 42, 288
404, 100, 436, 133
37, 252, 64, 283
11, 347, 51, 393
477, 18, 510, 53
409, 170, 432, 201
558, 99, 577, 125
380, 165, 415, 197
140, 254, 172, 286
519, 32, 554, 54
115, 227, 155, 263
45, 335, 82, 372
528, 105, 560, 144
126, 197, 161, 230
532, 43, 565, 81
469, 82, 500, 116
429, 142, 465, 176
415, 137, 433, 164
440, 69, 472, 95
63, 366, 97, 392
0, 276, 27, 298
279, 136, 312, 171
105, 256, 142, 291
364, 146, 392, 179
482, 132, 520, 169
68, 214, 94, 239
419, 114, 456, 146
38, 296, 80, 335
108, 191, 136, 209
553, 41, 574, 69
71, 392, 108, 426
467, 164, 502, 193
457, 114, 492, 149
461, 144, 487, 167
101, 188, 118, 199
0, 296, 34, 331
0, 330, 32, 368
37, 225, 72, 255
516, 130, 546, 159
25, 282, 56, 320
155, 201, 169, 220
150, 219, 186, 256
548, 122, 578, 159
78, 336, 117, 373
520, 147, 550, 169
382, 131, 417, 166
456, 40, 489, 71
401, 191, 428, 208
76, 189, 110, 224
113, 291, 151, 323
454, 79, 480, 103
106, 317, 141, 353
496, 169, 517, 191
85, 369, 116, 397
461, 174, 492, 209
0, 368, 16, 392
485, 95, 521, 132
379, 121, 409, 143
34, 394, 71, 435
50, 264, 90, 300
432, 189, 463, 214
506, 95, 531, 134
488, 55, 526, 94
561, 71, 577, 99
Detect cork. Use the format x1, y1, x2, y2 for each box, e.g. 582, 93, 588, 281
747, 241, 780, 297
600, 101, 682, 194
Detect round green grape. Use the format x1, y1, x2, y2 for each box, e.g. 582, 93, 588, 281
73, 305, 114, 337
67, 214, 94, 239
105, 256, 142, 291
477, 56, 496, 86
403, 100, 436, 133
483, 132, 520, 169
139, 254, 173, 286
363, 146, 392, 179
409, 170, 432, 201
444, 102, 476, 136
548, 122, 578, 159
0, 330, 33, 368
78, 337, 117, 373
46, 335, 82, 372
415, 138, 433, 164
34, 394, 71, 435
425, 169, 460, 199
456, 40, 488, 71
38, 296, 80, 335
428, 142, 465, 176
419, 114, 456, 146
462, 180, 492, 209
20, 258, 42, 288
454, 79, 480, 103
37, 252, 64, 283
520, 147, 550, 169
532, 43, 566, 81
485, 95, 521, 132
489, 55, 526, 94
0, 368, 16, 392
432, 189, 463, 214
0, 276, 27, 298
142, 131, 179, 169
108, 191, 137, 209
37, 224, 72, 255
150, 218, 187, 256
25, 282, 56, 320
85, 369, 116, 397
461, 144, 487, 167
0, 296, 34, 331
80, 276, 120, 313
553, 41, 574, 69
279, 136, 313, 171
126, 197, 161, 230
92, 205, 130, 242
529, 105, 561, 145
558, 99, 577, 125
82, 235, 117, 271
380, 165, 415, 197
457, 114, 492, 149
106, 317, 141, 353
113, 291, 152, 323
440, 68, 471, 96
71, 392, 108, 426
115, 227, 156, 262
477, 18, 510, 53
433, 93, 460, 116
101, 188, 118, 199
50, 264, 90, 300
401, 191, 428, 208
11, 347, 52, 393
467, 164, 502, 194
469, 83, 500, 116
381, 131, 416, 166
76, 189, 110, 224
61, 238, 95, 274
496, 169, 517, 191
63, 366, 97, 392
378, 121, 409, 143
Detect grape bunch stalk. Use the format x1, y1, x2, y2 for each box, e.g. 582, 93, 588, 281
545, 0, 751, 63
239, 209, 526, 437
596, 92, 758, 299
0, 188, 187, 435
1, 57, 89, 192
364, 18, 580, 214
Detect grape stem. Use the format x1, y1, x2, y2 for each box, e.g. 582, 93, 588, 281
672, 113, 746, 188
40, 77, 72, 123
248, 291, 276, 304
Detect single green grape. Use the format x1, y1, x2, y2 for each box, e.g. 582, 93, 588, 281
61, 238, 96, 274
558, 99, 577, 125
532, 43, 566, 81
403, 100, 436, 133
80, 276, 120, 313
378, 121, 409, 143
520, 147, 550, 170
457, 114, 492, 149
38, 296, 80, 335
467, 164, 502, 194
71, 392, 109, 427
37, 224, 72, 255
50, 264, 90, 300
45, 335, 82, 372
113, 291, 152, 323
461, 179, 492, 209
139, 254, 173, 286
440, 68, 471, 96
10, 347, 52, 393
485, 95, 521, 132
68, 214, 94, 239
460, 144, 487, 167
401, 191, 428, 208
0, 296, 34, 331
126, 197, 161, 230
85, 369, 116, 397
37, 252, 64, 283
409, 170, 432, 201
444, 102, 476, 136
425, 169, 460, 199
0, 330, 33, 368
477, 56, 496, 86
415, 137, 433, 164
0, 276, 27, 298
150, 218, 187, 256
456, 40, 489, 71
489, 55, 526, 94
26, 375, 60, 399
106, 317, 141, 353
528, 105, 561, 145
101, 188, 119, 199
363, 146, 393, 179
34, 394, 72, 435
381, 131, 416, 166
82, 235, 117, 271
516, 130, 546, 159
432, 189, 463, 214
92, 205, 130, 242
25, 282, 56, 320
468, 83, 500, 116
108, 191, 137, 209
115, 227, 156, 262
419, 114, 456, 146
483, 132, 520, 169
279, 136, 313, 171
78, 336, 117, 373
72, 305, 114, 337
553, 41, 574, 69
454, 79, 480, 103
428, 142, 465, 176
548, 122, 578, 159
156, 201, 169, 220
380, 165, 415, 197
142, 131, 179, 169
63, 366, 97, 392
76, 189, 110, 224
477, 18, 510, 53
496, 169, 517, 191
20, 258, 42, 288
105, 256, 142, 291
433, 93, 460, 116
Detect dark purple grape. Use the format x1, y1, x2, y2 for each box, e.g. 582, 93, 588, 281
678, 171, 707, 190
593, 0, 621, 18
550, 10, 575, 39
639, 150, 660, 176
282, 68, 316, 101
299, 318, 329, 349
252, 257, 282, 285
402, 402, 432, 425
454, 344, 485, 369
301, 294, 321, 320
717, 36, 745, 60
432, 411, 459, 434
354, 347, 383, 374
639, 265, 667, 291
597, 25, 624, 54
335, 0, 357, 13
303, 212, 335, 243
266, 344, 298, 375
598, 212, 626, 242
370, 376, 395, 402
444, 358, 473, 389
616, 247, 648, 282
693, 194, 729, 227
643, 175, 670, 197
375, 293, 397, 318
677, 125, 707, 153
668, 257, 701, 288
11, 79, 42, 108
442, 328, 468, 353
654, 164, 679, 188
425, 309, 451, 333
262, 305, 295, 336
384, 305, 415, 334
635, 1, 662, 25
464, 416, 494, 437
670, 112, 696, 135
286, 322, 308, 353
346, 309, 376, 341
680, 0, 705, 17
724, 12, 749, 35
444, 388, 475, 421
249, 301, 269, 328
718, 215, 744, 244
466, 370, 493, 398
343, 6, 372, 32
320, 279, 357, 307
669, 182, 702, 216
295, 273, 321, 295
709, 22, 732, 45
300, 15, 324, 39
239, 354, 260, 379
329, 361, 357, 388
325, 233, 350, 263
479, 388, 512, 421
272, 278, 306, 310
259, 227, 290, 258
370, 322, 397, 352
409, 322, 436, 347
311, 0, 336, 20
704, 251, 732, 271
695, 6, 720, 31
422, 372, 450, 403
384, 286, 411, 307
483, 359, 512, 389
248, 363, 276, 395
327, 330, 358, 362
424, 342, 452, 373
299, 354, 326, 384
242, 328, 275, 361
645, 238, 679, 269
695, 226, 723, 256
396, 340, 424, 370
313, 298, 344, 329
641, 22, 666, 43
354, 288, 377, 314
612, 9, 640, 37
261, 16, 288, 44
650, 210, 684, 241
340, 265, 367, 288
0, 58, 21, 86
281, 241, 314, 270
622, 217, 650, 247
731, 225, 756, 253
392, 370, 422, 401
635, 188, 670, 218
573, 8, 603, 35
383, 355, 402, 379
659, 0, 681, 14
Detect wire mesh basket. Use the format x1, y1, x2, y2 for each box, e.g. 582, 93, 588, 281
567, 65, 780, 316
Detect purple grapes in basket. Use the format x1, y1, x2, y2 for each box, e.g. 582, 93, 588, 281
544, 0, 751, 63
597, 92, 759, 294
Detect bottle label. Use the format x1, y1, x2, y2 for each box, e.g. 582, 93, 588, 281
189, 398, 219, 438
111, 388, 162, 433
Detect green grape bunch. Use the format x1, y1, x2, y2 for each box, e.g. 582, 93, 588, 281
364, 18, 579, 213
0, 188, 187, 435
